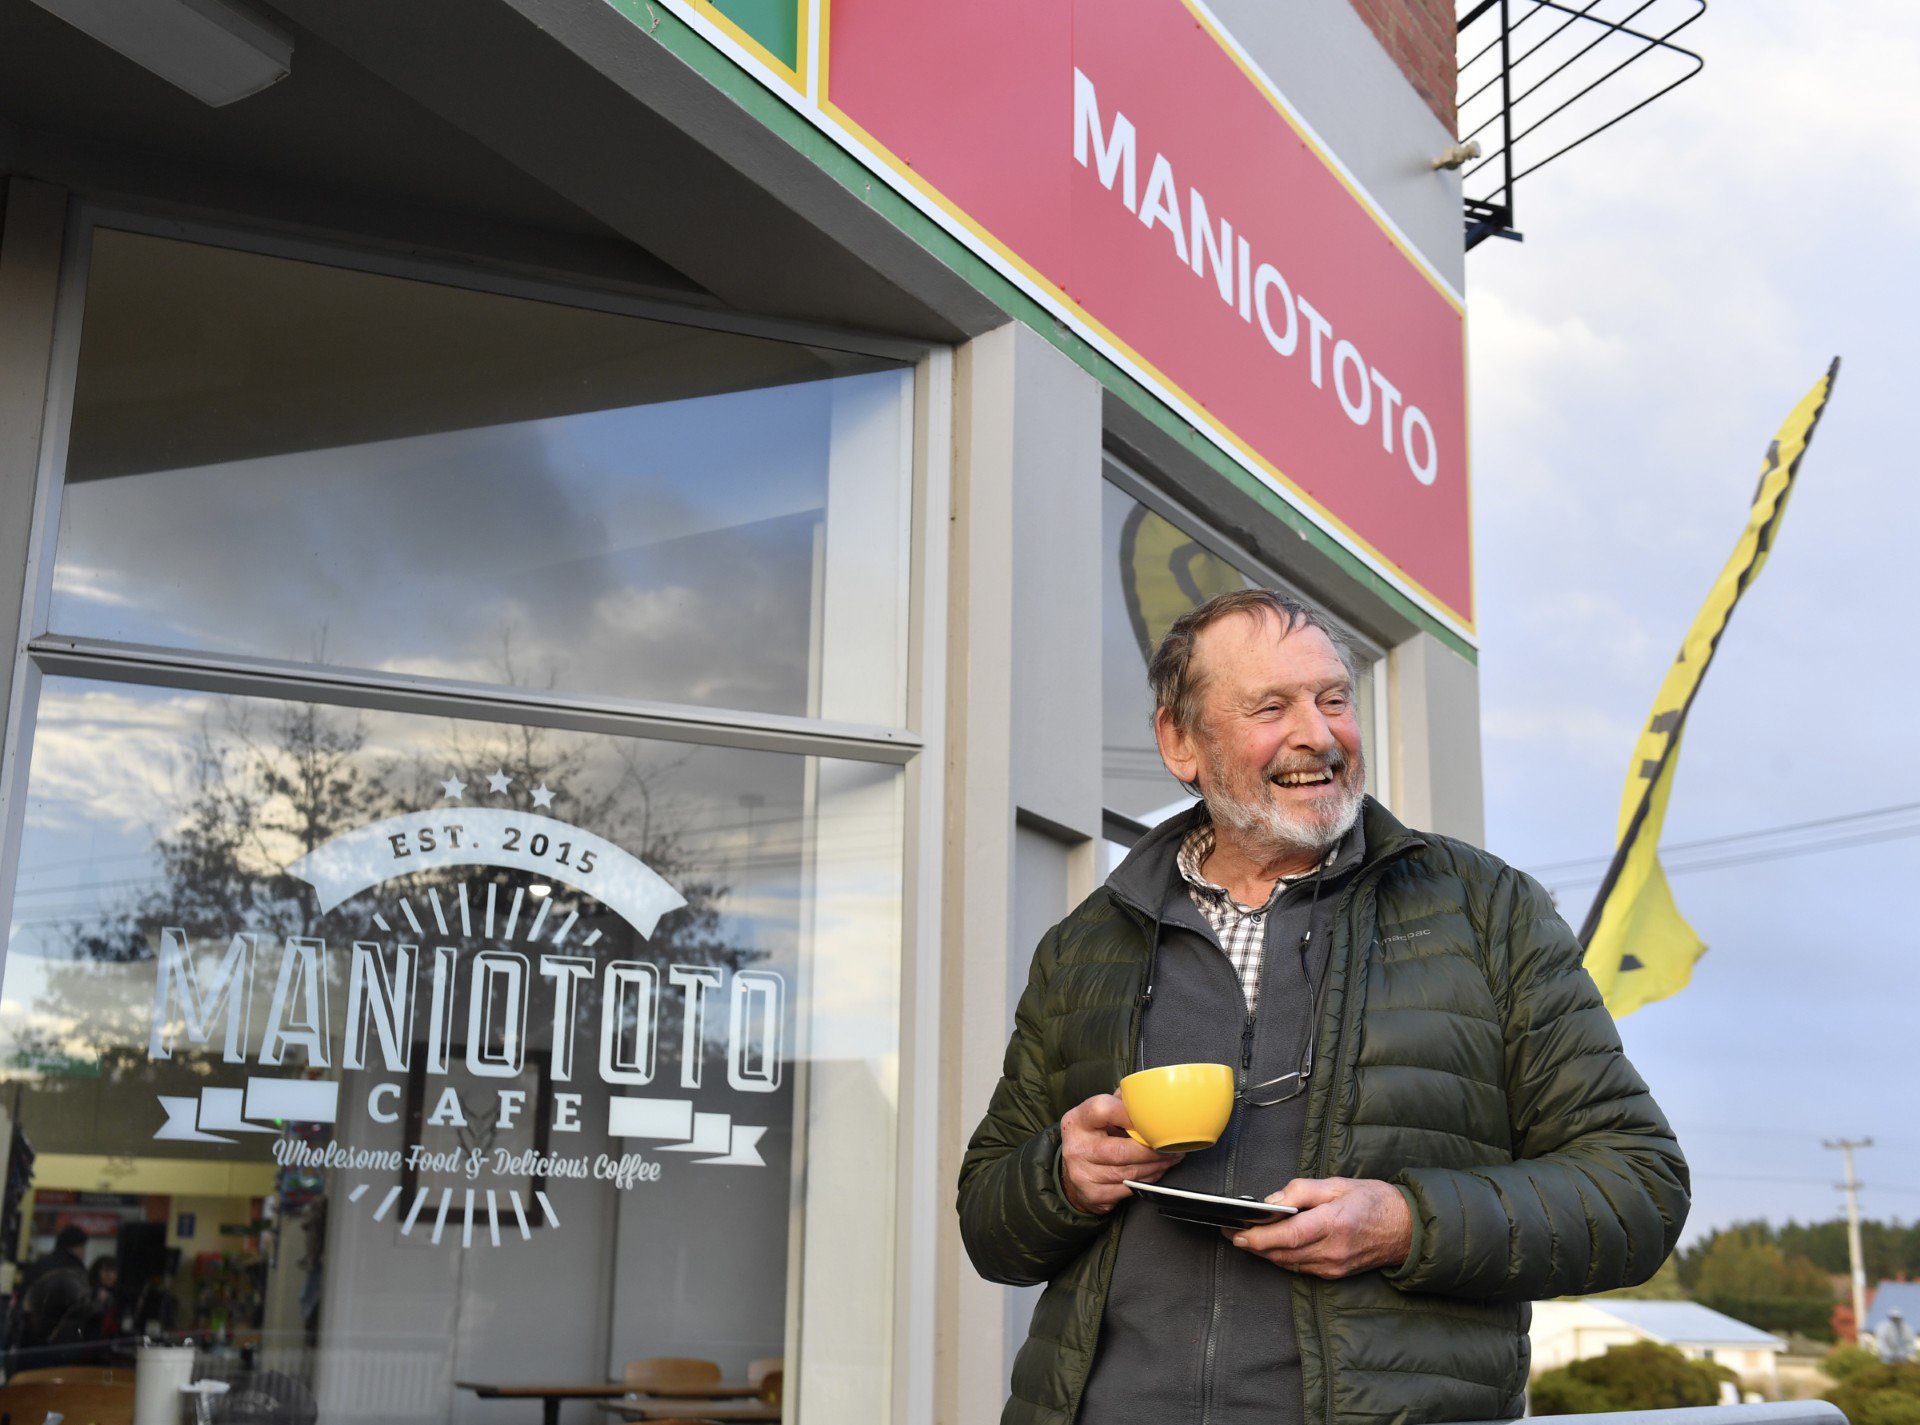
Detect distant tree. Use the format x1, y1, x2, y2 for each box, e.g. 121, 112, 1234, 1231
1693, 1228, 1832, 1298
1530, 1342, 1734, 1413
1789, 1218, 1920, 1282
1672, 1224, 1842, 1341
1823, 1362, 1920, 1425
1596, 1254, 1686, 1300
26, 696, 754, 1091
1689, 1218, 1920, 1287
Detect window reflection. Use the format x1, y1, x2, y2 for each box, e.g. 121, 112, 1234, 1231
1101, 480, 1379, 830
2, 679, 902, 1420
51, 231, 912, 724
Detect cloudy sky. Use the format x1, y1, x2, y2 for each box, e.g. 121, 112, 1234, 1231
1468, 0, 1920, 1242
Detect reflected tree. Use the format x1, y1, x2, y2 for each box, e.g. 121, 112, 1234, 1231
15, 692, 760, 1095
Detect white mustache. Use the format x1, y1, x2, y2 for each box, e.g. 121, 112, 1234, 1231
1264, 753, 1347, 779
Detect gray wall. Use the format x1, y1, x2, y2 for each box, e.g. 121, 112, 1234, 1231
1204, 0, 1464, 289
1391, 631, 1487, 846
939, 322, 1106, 1420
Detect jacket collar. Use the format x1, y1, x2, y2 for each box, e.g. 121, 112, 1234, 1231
1106, 795, 1422, 922
1358, 796, 1425, 864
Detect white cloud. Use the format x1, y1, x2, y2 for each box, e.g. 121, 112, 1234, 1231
1469, 289, 1634, 437
1469, 0, 1920, 1240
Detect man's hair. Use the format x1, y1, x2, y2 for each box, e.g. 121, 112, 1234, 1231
55, 1225, 88, 1252
1148, 588, 1357, 733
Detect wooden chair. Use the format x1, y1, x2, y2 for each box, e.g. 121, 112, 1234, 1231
621, 1357, 721, 1394
0, 1376, 136, 1425
5, 1367, 132, 1387
745, 1359, 783, 1405
606, 1359, 733, 1425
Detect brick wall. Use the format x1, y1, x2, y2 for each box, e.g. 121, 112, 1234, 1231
1347, 0, 1458, 133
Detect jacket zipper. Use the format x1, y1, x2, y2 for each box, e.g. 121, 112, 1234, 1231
1102, 811, 1425, 1425
1201, 1009, 1254, 1425
1309, 862, 1404, 1425
1066, 908, 1161, 1425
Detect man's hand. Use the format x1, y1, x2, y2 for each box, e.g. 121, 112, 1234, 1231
1060, 1093, 1183, 1214
1223, 1176, 1413, 1278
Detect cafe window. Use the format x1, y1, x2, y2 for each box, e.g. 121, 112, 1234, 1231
0, 219, 919, 1423
46, 228, 913, 727
1100, 468, 1387, 846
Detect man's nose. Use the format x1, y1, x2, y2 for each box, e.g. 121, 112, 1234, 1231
1284, 703, 1337, 752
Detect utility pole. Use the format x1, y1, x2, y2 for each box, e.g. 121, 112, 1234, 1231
1825, 1137, 1873, 1341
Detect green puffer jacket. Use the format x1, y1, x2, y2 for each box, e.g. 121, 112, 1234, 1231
957, 799, 1689, 1425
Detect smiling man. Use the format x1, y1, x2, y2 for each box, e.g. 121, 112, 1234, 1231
957, 589, 1689, 1425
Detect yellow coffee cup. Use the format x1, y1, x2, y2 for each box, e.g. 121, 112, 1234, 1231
1118, 1062, 1234, 1152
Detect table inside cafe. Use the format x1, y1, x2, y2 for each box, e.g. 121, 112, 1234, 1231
458, 1358, 782, 1425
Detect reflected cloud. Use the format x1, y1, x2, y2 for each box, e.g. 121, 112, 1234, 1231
52, 366, 906, 725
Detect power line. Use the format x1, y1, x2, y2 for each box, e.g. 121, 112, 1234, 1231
1527, 799, 1920, 875
1545, 820, 1920, 890
1691, 1172, 1842, 1186
1674, 1124, 1858, 1144
1646, 823, 1920, 877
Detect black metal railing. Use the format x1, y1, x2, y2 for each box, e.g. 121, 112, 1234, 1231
1461, 1403, 1845, 1425
1456, 0, 1706, 249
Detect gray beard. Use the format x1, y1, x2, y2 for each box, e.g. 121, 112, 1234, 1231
1204, 752, 1366, 863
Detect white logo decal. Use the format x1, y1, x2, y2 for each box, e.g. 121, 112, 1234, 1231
146, 776, 781, 1249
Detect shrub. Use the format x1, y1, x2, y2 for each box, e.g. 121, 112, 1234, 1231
1830, 1345, 1885, 1383
1824, 1362, 1920, 1425
1529, 1341, 1736, 1413
1529, 1373, 1616, 1415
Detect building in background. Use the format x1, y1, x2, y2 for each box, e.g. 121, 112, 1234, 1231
1530, 1300, 1787, 1399
0, 0, 1476, 1419
1865, 1281, 1920, 1362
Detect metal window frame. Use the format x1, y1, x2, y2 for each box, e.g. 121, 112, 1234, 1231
8, 201, 933, 752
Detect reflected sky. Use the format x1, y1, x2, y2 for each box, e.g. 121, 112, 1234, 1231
52, 372, 908, 720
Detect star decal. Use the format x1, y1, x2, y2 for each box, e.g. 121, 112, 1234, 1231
530, 783, 555, 809
441, 777, 467, 801
487, 769, 512, 795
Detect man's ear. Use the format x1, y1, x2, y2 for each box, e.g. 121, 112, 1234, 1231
1154, 707, 1202, 789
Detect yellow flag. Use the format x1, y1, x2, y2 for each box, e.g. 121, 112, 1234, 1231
1119, 503, 1247, 664
1580, 360, 1840, 1016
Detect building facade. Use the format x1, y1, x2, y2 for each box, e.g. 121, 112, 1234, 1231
1529, 1300, 1787, 1399
0, 0, 1476, 1420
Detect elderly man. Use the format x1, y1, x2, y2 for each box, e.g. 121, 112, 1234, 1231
958, 589, 1688, 1425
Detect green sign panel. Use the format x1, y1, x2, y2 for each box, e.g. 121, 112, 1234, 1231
10, 1048, 100, 1078
710, 0, 799, 72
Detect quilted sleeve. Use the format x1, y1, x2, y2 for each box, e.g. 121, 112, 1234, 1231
1384, 862, 1690, 1301
956, 925, 1109, 1287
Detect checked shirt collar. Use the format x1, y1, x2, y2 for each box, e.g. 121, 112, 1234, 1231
1175, 817, 1333, 1015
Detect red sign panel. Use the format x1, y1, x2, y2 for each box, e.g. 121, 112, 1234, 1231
823, 0, 1472, 628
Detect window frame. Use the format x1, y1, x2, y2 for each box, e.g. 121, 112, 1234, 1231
16, 206, 932, 755
1099, 450, 1394, 844
0, 199, 954, 1425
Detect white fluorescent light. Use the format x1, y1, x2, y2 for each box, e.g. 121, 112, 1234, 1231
30, 0, 292, 108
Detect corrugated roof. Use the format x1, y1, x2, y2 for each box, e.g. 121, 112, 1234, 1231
1866, 1282, 1920, 1333
1588, 1301, 1785, 1348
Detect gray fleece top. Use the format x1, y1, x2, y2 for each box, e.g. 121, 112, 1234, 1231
1077, 805, 1364, 1425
